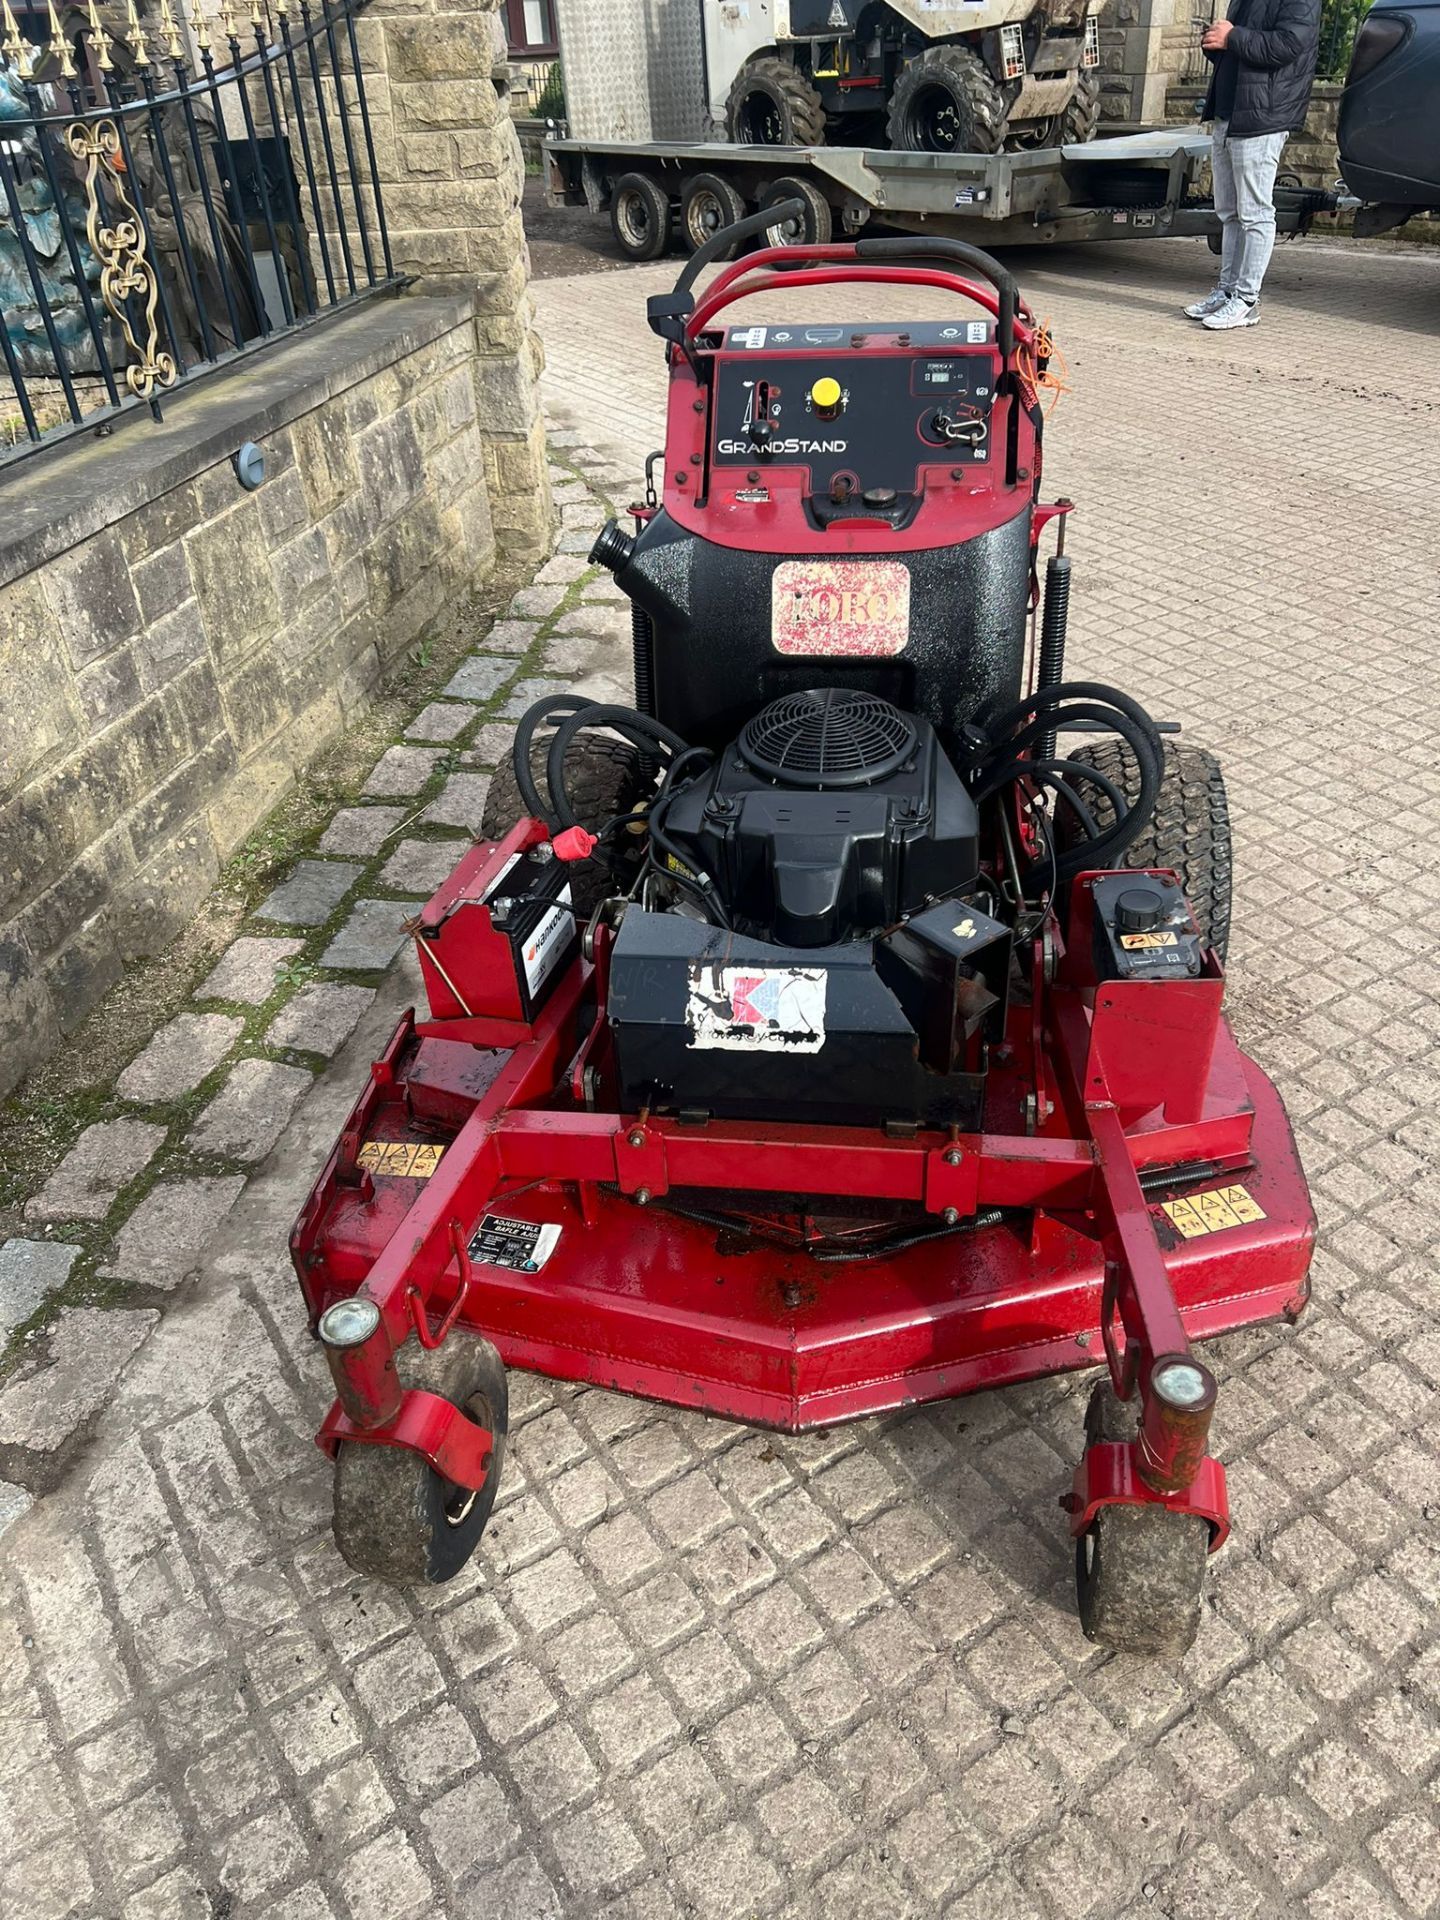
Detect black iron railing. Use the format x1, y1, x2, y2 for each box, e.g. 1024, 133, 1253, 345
0, 0, 398, 463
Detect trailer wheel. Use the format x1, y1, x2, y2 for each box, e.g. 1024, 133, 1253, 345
1074, 1380, 1211, 1656
1058, 69, 1102, 144
887, 45, 1006, 156
759, 176, 833, 247
725, 53, 826, 147
1054, 740, 1233, 961
481, 735, 645, 917
610, 172, 671, 262
681, 172, 748, 257
333, 1336, 508, 1588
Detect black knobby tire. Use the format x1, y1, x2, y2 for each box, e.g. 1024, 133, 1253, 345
681, 172, 747, 257
886, 45, 1007, 155
725, 53, 826, 147
1074, 1381, 1212, 1656
333, 1336, 508, 1587
759, 176, 833, 248
610, 172, 670, 262
1058, 68, 1102, 144
1055, 739, 1233, 961
481, 734, 644, 918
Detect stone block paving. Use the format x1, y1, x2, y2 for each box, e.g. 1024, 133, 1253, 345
1, 238, 1438, 1919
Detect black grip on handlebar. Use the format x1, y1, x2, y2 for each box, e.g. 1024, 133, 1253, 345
853, 235, 1018, 362
675, 197, 809, 294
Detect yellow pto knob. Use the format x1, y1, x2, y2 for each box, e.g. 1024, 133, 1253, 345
810, 376, 842, 413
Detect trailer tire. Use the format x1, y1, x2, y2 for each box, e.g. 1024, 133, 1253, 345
1058, 68, 1102, 144
725, 53, 826, 147
1074, 1380, 1211, 1655
887, 45, 1007, 156
610, 172, 671, 261
759, 176, 833, 247
333, 1336, 508, 1588
1054, 739, 1233, 961
682, 172, 748, 257
481, 734, 645, 918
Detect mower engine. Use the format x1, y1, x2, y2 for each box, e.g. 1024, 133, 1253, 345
291, 204, 1316, 1657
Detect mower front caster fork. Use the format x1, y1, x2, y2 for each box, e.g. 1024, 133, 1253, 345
323, 1333, 509, 1588
1069, 1380, 1223, 1655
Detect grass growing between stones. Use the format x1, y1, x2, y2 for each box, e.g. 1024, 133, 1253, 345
0, 443, 631, 1393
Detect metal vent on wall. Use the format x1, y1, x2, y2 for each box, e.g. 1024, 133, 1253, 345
739, 690, 918, 789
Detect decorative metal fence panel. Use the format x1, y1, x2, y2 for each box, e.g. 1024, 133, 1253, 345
0, 0, 397, 463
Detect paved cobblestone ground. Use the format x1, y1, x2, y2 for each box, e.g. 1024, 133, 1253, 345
3, 233, 1440, 1919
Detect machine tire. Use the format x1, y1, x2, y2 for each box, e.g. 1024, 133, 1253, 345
1055, 739, 1233, 961
681, 172, 748, 257
759, 175, 833, 247
610, 172, 671, 261
725, 53, 826, 147
333, 1336, 508, 1588
886, 45, 1007, 156
1074, 1380, 1211, 1655
481, 734, 644, 918
1058, 68, 1102, 144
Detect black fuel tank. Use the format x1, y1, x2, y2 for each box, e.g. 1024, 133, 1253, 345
612, 508, 1031, 758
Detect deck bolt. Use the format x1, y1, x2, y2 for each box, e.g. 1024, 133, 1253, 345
627, 1128, 645, 1148
944, 1147, 962, 1166
635, 1187, 651, 1206
942, 1207, 960, 1227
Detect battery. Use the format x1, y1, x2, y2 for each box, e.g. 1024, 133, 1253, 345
416, 837, 579, 1026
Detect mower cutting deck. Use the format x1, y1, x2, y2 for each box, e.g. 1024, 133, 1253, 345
292, 204, 1314, 1653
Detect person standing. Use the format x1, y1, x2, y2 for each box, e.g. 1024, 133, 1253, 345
1184, 0, 1322, 330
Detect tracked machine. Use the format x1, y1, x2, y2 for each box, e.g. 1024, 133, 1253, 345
292, 210, 1314, 1652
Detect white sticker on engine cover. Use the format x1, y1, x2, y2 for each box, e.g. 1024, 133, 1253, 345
686, 964, 828, 1053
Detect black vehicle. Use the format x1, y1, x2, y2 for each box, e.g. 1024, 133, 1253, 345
1337, 0, 1440, 232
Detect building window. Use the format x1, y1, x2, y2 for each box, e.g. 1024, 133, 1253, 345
505, 0, 557, 56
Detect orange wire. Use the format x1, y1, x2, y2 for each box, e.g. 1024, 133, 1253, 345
1018, 318, 1071, 417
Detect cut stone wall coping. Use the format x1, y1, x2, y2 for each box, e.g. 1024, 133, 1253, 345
0, 290, 478, 593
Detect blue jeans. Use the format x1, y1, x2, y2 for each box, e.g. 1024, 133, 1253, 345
1212, 122, 1288, 302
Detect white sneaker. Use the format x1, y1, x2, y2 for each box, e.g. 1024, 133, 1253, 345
1201, 294, 1260, 330
1183, 288, 1231, 320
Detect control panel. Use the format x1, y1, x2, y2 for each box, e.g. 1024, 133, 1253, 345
710, 320, 998, 506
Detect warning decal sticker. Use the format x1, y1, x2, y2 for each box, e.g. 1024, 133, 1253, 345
468, 1214, 562, 1273
1120, 930, 1179, 951
772, 559, 910, 658
1160, 1184, 1267, 1240
357, 1141, 444, 1178
687, 964, 828, 1054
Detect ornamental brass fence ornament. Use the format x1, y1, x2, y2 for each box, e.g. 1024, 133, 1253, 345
65, 116, 176, 398
0, 0, 395, 460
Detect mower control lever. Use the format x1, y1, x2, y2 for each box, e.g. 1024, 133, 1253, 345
648, 198, 811, 346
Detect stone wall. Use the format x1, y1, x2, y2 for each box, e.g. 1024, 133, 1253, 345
0, 294, 491, 1100
1098, 0, 1185, 124
358, 0, 552, 558
1164, 79, 1344, 185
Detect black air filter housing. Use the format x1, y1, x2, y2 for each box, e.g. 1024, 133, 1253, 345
664, 692, 978, 947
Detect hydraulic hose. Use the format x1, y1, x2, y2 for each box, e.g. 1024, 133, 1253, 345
544, 702, 691, 833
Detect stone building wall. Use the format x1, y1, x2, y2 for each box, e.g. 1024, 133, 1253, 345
0, 296, 489, 1099
1165, 79, 1345, 185
1097, 0, 1185, 124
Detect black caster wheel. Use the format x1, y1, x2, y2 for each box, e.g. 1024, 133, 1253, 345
333, 1335, 507, 1587
1074, 1380, 1211, 1656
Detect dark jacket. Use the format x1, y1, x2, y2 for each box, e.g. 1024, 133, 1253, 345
1202, 0, 1322, 137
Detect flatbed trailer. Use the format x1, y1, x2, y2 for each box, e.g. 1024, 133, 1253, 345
546, 127, 1346, 254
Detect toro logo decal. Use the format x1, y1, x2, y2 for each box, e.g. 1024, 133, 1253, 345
771, 559, 911, 658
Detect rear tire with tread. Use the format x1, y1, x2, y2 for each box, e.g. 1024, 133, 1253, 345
887, 45, 1007, 155
610, 172, 670, 262
725, 53, 826, 147
1056, 739, 1233, 960
1058, 68, 1102, 144
333, 1336, 507, 1588
481, 734, 644, 918
1074, 1381, 1212, 1655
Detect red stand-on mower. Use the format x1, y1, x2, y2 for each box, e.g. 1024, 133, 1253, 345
292, 207, 1314, 1653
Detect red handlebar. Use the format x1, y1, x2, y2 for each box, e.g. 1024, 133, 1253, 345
686, 246, 1034, 364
